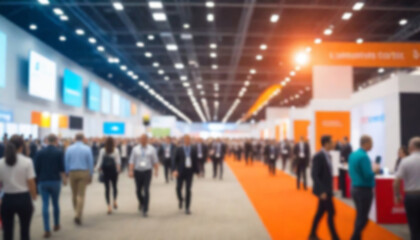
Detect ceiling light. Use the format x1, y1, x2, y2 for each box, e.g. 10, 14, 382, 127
153, 62, 159, 67
209, 43, 217, 49
270, 14, 280, 23
295, 52, 309, 65
174, 63, 184, 69
132, 75, 138, 80
59, 35, 66, 42
120, 65, 127, 71
75, 29, 85, 35
260, 44, 267, 50
148, 35, 155, 40
164, 76, 170, 81
356, 38, 363, 44
145, 52, 152, 58
342, 12, 352, 20
148, 1, 163, 9
353, 2, 365, 11
60, 15, 69, 21
399, 19, 408, 26
183, 82, 190, 87
290, 71, 296, 76
183, 23, 190, 29
29, 24, 37, 30
295, 66, 301, 71
378, 68, 385, 73
244, 81, 250, 86
136, 42, 144, 48
306, 47, 312, 52
207, 13, 214, 22
206, 1, 215, 8
88, 37, 96, 44
127, 71, 134, 76
256, 55, 263, 61
181, 33, 193, 40
180, 76, 188, 81
281, 81, 286, 86
53, 8, 64, 15
97, 46, 105, 52
38, 0, 50, 5
210, 52, 217, 58
314, 38, 322, 44
166, 44, 178, 51
197, 84, 203, 89
113, 2, 124, 11
153, 12, 167, 21
212, 64, 218, 70
250, 69, 256, 74
324, 28, 333, 35
158, 69, 165, 75
285, 77, 291, 82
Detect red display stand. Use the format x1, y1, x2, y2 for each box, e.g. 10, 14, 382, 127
374, 176, 407, 224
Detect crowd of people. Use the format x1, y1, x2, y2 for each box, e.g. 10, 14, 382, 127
0, 132, 418, 240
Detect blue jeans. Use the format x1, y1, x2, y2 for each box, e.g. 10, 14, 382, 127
38, 181, 61, 232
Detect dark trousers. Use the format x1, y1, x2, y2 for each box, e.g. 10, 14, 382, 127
404, 193, 420, 240
212, 158, 223, 179
310, 195, 339, 240
1, 192, 33, 240
103, 171, 118, 205
38, 181, 61, 232
134, 170, 152, 213
176, 169, 194, 210
163, 159, 172, 182
268, 159, 276, 175
198, 157, 205, 176
245, 151, 253, 165
121, 157, 128, 172
281, 155, 288, 170
296, 158, 307, 189
351, 187, 373, 240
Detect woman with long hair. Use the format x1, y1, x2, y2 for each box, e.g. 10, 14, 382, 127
95, 137, 121, 214
0, 135, 37, 240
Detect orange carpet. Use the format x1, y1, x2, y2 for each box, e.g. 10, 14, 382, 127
226, 158, 401, 240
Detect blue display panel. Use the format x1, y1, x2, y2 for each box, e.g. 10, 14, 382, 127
0, 31, 6, 88
0, 109, 13, 122
119, 98, 130, 118
63, 69, 83, 107
28, 51, 57, 101
112, 93, 120, 116
103, 122, 125, 135
88, 81, 101, 111
101, 88, 111, 114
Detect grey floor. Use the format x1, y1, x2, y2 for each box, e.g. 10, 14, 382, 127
28, 163, 270, 240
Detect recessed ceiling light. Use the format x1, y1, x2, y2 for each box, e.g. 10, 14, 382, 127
183, 82, 190, 87
153, 62, 159, 67
148, 35, 155, 40
212, 64, 218, 70
29, 24, 37, 30
314, 38, 322, 44
75, 28, 85, 35
158, 69, 165, 75
378, 68, 385, 73
256, 55, 263, 61
290, 71, 296, 76
153, 12, 167, 21
164, 76, 170, 81
183, 23, 190, 29
206, 1, 215, 8
166, 44, 178, 51
210, 52, 217, 58
174, 63, 184, 69
127, 71, 134, 76
120, 65, 127, 71
260, 44, 267, 50
342, 12, 352, 20
250, 69, 256, 74
88, 37, 96, 44
180, 76, 188, 81
324, 28, 333, 35
132, 75, 138, 80
270, 14, 279, 23
207, 13, 214, 22
244, 81, 250, 86
353, 2, 365, 11
59, 35, 66, 42
136, 42, 145, 48
197, 84, 203, 89
356, 38, 363, 44
53, 8, 64, 15
149, 1, 163, 9
38, 0, 50, 5
181, 33, 193, 40
399, 19, 408, 26
113, 2, 124, 11
145, 52, 152, 58
97, 46, 105, 52
285, 77, 290, 82
60, 15, 69, 21
209, 43, 217, 49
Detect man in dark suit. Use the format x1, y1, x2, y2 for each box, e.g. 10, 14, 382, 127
309, 135, 340, 240
264, 140, 280, 175
210, 138, 226, 180
172, 135, 200, 215
280, 139, 292, 171
195, 138, 208, 178
244, 139, 253, 165
158, 137, 176, 183
339, 136, 352, 163
293, 136, 311, 190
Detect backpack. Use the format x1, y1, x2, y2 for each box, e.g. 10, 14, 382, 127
101, 154, 116, 171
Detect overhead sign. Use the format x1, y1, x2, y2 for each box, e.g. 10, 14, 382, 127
312, 42, 420, 67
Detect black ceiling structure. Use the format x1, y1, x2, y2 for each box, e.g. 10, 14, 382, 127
1, 0, 420, 123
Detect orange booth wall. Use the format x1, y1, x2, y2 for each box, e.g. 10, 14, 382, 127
315, 111, 350, 151
294, 120, 310, 142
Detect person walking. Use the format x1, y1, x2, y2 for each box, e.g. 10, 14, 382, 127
0, 135, 37, 240
264, 140, 279, 175
309, 135, 340, 240
34, 134, 66, 238
394, 137, 420, 240
195, 138, 208, 177
96, 137, 121, 215
128, 134, 159, 217
211, 139, 226, 180
348, 135, 380, 240
172, 135, 200, 215
65, 133, 94, 226
158, 137, 176, 183
293, 136, 311, 190
280, 139, 291, 171
244, 139, 253, 165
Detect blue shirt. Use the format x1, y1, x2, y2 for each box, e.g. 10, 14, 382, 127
348, 148, 375, 188
65, 141, 94, 175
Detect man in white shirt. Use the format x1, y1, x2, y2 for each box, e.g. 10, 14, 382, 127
128, 134, 159, 217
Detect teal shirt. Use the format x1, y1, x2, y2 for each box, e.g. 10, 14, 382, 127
348, 148, 375, 188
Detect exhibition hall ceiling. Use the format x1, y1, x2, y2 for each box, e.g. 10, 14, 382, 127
0, 0, 419, 122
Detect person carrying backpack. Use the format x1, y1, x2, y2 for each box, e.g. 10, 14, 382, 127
95, 137, 121, 215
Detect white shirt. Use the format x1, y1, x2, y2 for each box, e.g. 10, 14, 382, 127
121, 144, 128, 158
129, 144, 159, 171
95, 148, 121, 171
299, 142, 305, 158
0, 154, 36, 194
396, 152, 420, 192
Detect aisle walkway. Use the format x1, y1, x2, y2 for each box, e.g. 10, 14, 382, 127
29, 163, 270, 240
226, 158, 402, 240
